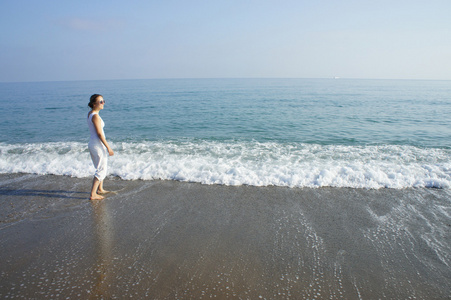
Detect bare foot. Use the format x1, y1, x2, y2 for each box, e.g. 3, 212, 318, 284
97, 190, 110, 195
90, 194, 105, 200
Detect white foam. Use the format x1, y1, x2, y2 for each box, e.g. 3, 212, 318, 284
0, 141, 450, 189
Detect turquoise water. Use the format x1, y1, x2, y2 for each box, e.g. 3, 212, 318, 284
1, 78, 450, 188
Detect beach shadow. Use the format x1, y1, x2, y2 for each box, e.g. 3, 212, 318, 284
0, 188, 88, 200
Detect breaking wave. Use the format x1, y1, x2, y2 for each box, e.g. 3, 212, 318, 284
1, 140, 450, 189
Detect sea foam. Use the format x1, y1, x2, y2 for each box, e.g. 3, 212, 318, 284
0, 141, 450, 189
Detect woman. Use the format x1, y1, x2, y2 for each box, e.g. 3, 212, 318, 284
87, 94, 114, 200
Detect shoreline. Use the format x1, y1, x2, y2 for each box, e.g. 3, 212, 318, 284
1, 173, 450, 298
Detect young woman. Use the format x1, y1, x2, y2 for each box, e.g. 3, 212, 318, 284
87, 94, 114, 200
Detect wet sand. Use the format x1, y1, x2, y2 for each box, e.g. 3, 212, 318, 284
0, 173, 450, 299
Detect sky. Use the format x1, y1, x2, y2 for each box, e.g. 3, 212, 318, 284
1, 0, 450, 82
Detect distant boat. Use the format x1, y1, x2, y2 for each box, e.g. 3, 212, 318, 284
333, 77, 340, 79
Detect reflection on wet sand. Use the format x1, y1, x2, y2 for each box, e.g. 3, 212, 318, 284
91, 200, 114, 299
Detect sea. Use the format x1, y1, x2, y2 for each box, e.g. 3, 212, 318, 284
0, 78, 450, 189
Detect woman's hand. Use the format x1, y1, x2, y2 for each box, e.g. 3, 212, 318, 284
108, 147, 114, 156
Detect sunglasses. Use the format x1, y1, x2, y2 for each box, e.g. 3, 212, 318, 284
99, 100, 105, 104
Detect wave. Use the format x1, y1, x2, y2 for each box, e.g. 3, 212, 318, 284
1, 141, 450, 189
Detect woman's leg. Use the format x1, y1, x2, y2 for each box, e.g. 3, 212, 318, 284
97, 180, 110, 194
90, 176, 104, 200
89, 145, 108, 197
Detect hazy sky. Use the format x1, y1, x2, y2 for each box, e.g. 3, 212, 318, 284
1, 0, 450, 82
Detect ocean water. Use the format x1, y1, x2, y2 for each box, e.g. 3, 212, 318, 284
0, 78, 450, 188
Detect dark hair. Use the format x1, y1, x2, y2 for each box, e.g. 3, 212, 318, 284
88, 94, 102, 108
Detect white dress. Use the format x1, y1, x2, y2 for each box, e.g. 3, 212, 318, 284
87, 112, 108, 181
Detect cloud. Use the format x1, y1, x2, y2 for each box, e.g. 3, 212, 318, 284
58, 17, 124, 32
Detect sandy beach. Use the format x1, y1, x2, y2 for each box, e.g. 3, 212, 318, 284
0, 173, 450, 299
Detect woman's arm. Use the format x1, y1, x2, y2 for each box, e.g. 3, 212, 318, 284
92, 114, 114, 156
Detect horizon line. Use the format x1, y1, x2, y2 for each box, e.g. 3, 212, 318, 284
1, 76, 450, 84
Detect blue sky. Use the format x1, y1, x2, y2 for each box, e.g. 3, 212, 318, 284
1, 0, 450, 82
